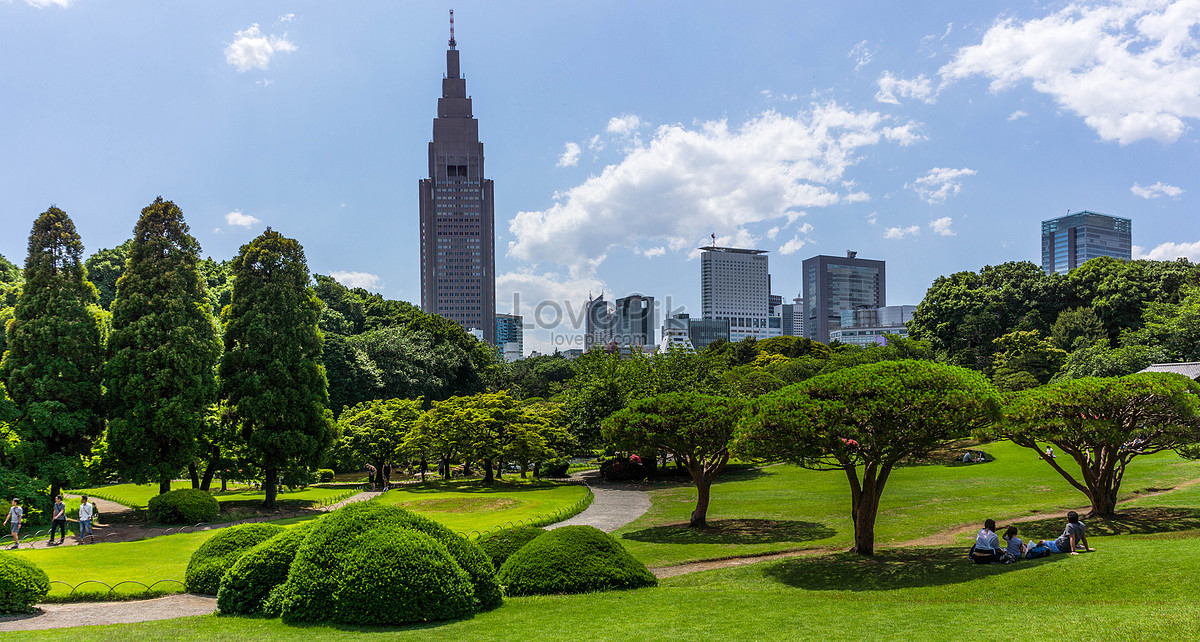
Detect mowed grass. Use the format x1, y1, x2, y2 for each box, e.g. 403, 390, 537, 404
616, 440, 1200, 567
25, 529, 1200, 641
372, 479, 589, 534
73, 482, 348, 510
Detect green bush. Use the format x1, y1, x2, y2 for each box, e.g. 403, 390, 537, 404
217, 523, 313, 615
538, 458, 570, 478
147, 488, 219, 525
317, 469, 335, 483
0, 552, 49, 614
185, 523, 286, 594
276, 502, 499, 624
497, 525, 657, 596
479, 526, 547, 570
0, 470, 50, 526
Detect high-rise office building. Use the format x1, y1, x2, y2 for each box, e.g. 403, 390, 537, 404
1041, 210, 1132, 275
495, 313, 523, 362
419, 18, 496, 343
584, 293, 612, 351
828, 305, 916, 346
700, 246, 771, 342
802, 251, 886, 344
613, 294, 656, 350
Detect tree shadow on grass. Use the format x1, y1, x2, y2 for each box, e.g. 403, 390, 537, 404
622, 519, 836, 545
763, 546, 1067, 591
1015, 507, 1200, 541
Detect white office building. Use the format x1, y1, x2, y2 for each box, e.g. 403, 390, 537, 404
700, 246, 772, 342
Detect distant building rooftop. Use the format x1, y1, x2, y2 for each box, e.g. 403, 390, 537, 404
1138, 362, 1200, 381
697, 246, 768, 254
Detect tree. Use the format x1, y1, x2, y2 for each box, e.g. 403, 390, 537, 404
0, 207, 106, 499
1050, 307, 1106, 351
1122, 286, 1200, 363
604, 392, 743, 527
735, 360, 1000, 555
1053, 343, 1166, 381
1068, 257, 1197, 343
990, 330, 1068, 391
509, 354, 576, 399
0, 253, 21, 356
997, 373, 1200, 516
104, 198, 222, 495
338, 398, 423, 488
84, 240, 131, 310
321, 333, 383, 415
219, 229, 334, 508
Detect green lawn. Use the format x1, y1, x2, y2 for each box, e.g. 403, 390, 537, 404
72, 483, 350, 510
372, 479, 590, 534
24, 528, 1200, 640
615, 440, 1200, 567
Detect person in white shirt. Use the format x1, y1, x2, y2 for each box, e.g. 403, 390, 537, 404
77, 495, 95, 544
4, 498, 22, 549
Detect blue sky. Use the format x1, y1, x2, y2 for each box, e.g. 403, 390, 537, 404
3, 1, 1199, 353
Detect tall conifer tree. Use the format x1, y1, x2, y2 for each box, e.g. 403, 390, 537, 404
220, 228, 333, 508
0, 207, 105, 498
105, 198, 222, 495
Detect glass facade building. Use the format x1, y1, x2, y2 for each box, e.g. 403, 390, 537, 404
1041, 211, 1131, 275
495, 313, 523, 361
802, 252, 886, 344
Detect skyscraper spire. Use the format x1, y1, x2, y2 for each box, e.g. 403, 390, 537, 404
448, 9, 456, 50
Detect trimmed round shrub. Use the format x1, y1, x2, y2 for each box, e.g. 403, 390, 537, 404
317, 469, 335, 483
276, 502, 500, 623
0, 552, 49, 614
479, 526, 547, 570
148, 488, 219, 525
185, 523, 286, 594
497, 525, 657, 596
217, 523, 314, 615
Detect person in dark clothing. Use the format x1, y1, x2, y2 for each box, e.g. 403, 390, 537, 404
1035, 511, 1092, 555
49, 495, 68, 544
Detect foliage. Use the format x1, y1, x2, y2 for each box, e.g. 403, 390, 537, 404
990, 330, 1068, 391
0, 207, 106, 498
605, 392, 744, 527
1053, 343, 1166, 381
508, 354, 576, 399
104, 198, 222, 494
83, 240, 131, 310
217, 524, 312, 615
316, 469, 334, 483
338, 397, 423, 485
997, 373, 1200, 516
0, 468, 50, 525
184, 522, 287, 594
351, 327, 479, 403
1068, 256, 1197, 343
1123, 286, 1200, 363
735, 360, 1001, 554
497, 525, 657, 596
0, 253, 20, 285
320, 333, 382, 416
147, 488, 220, 525
220, 229, 334, 508
0, 551, 49, 614
757, 336, 832, 360
1049, 306, 1106, 351
479, 526, 547, 570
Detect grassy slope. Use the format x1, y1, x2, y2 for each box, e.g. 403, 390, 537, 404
26, 530, 1200, 641
371, 479, 589, 534
616, 441, 1200, 566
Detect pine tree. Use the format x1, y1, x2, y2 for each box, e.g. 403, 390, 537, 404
220, 228, 333, 508
105, 198, 222, 495
0, 207, 106, 498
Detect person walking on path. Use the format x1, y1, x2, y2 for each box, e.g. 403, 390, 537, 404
4, 498, 22, 549
77, 495, 95, 544
49, 495, 67, 545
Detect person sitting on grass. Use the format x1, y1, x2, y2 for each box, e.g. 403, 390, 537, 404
1032, 511, 1092, 556
4, 498, 22, 549
1001, 526, 1026, 563
970, 518, 1004, 563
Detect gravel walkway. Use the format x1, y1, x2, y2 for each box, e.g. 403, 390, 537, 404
0, 595, 217, 631
546, 471, 650, 533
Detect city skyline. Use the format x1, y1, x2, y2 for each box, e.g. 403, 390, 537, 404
2, 2, 1199, 355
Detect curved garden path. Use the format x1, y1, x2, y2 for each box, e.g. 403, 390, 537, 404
546, 470, 651, 533
0, 595, 217, 631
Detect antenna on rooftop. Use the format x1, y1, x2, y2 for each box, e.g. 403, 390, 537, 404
449, 9, 456, 49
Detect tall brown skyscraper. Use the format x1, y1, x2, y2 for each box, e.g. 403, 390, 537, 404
419, 20, 496, 344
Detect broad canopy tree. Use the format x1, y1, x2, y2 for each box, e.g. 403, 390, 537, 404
219, 228, 334, 508
604, 392, 743, 528
338, 397, 423, 488
736, 360, 1001, 555
997, 372, 1200, 517
0, 207, 106, 499
104, 198, 222, 495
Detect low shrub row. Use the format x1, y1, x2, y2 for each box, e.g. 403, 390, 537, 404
148, 488, 220, 525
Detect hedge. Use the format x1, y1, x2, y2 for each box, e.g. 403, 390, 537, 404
0, 552, 49, 614
479, 526, 547, 570
147, 488, 219, 525
185, 523, 287, 594
217, 523, 314, 615
497, 525, 657, 596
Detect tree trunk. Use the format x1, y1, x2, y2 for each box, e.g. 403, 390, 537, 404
496, 459, 504, 480
220, 474, 227, 492
1089, 488, 1119, 517
441, 456, 451, 480
852, 490, 881, 555
690, 478, 712, 528
263, 467, 278, 509
188, 463, 200, 488
50, 481, 62, 502
200, 446, 220, 491
159, 474, 172, 496
482, 458, 494, 484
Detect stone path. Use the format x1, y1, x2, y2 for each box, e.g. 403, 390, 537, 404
0, 595, 217, 631
546, 470, 651, 533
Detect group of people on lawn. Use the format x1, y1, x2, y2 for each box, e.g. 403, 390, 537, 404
4, 495, 97, 549
970, 512, 1091, 563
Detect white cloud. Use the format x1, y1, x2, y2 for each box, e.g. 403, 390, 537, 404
496, 269, 607, 353
1131, 181, 1185, 199
224, 23, 297, 73
1008, 110, 1029, 121
255, 79, 274, 88
1133, 240, 1200, 261
761, 89, 800, 102
885, 225, 921, 240
866, 212, 878, 225
587, 134, 604, 151
556, 142, 581, 167
778, 224, 815, 255
330, 271, 381, 290
25, 0, 71, 6
225, 210, 262, 228
910, 166, 977, 204
940, 1, 1200, 144
606, 114, 643, 136
930, 216, 956, 236
642, 246, 666, 258
278, 13, 296, 23
508, 103, 921, 276
875, 71, 936, 105
848, 40, 876, 70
